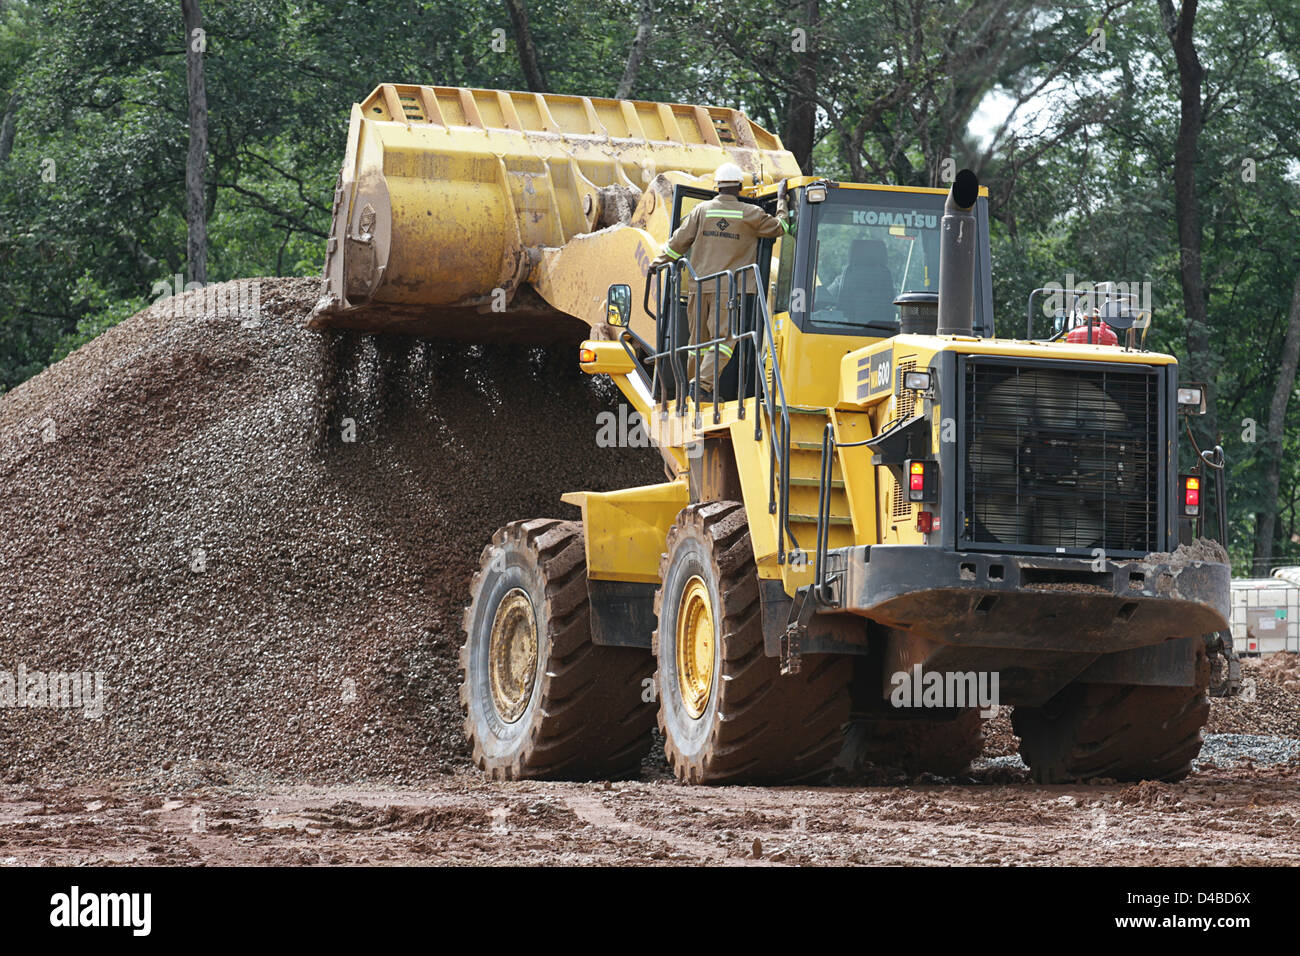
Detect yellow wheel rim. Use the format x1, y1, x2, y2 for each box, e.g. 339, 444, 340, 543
675, 575, 715, 719
489, 588, 538, 723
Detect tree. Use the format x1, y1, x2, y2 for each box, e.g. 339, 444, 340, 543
616, 0, 653, 100
783, 0, 817, 173
504, 0, 548, 92
0, 93, 16, 163
182, 0, 207, 285
1159, 0, 1216, 447
1255, 271, 1300, 570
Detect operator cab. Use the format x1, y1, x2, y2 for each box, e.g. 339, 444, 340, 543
605, 178, 995, 412
776, 181, 994, 339
655, 179, 993, 348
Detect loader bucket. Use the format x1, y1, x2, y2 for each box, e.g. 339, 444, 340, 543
310, 84, 801, 343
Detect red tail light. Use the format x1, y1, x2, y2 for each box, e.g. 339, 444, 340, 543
1181, 475, 1200, 516
905, 459, 935, 503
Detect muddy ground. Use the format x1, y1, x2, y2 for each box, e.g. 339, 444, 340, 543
1, 762, 1297, 866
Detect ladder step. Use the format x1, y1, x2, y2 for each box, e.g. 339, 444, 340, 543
791, 440, 826, 450
788, 513, 854, 526
787, 477, 845, 489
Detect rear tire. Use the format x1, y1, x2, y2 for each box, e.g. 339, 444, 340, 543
1012, 643, 1210, 783
653, 501, 852, 784
460, 519, 656, 780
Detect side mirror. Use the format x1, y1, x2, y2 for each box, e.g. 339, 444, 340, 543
606, 283, 631, 327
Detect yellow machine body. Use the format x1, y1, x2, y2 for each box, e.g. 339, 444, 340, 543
309, 86, 1191, 606
580, 322, 1178, 598
317, 86, 1234, 787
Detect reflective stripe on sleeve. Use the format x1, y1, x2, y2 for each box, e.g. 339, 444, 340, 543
662, 246, 682, 260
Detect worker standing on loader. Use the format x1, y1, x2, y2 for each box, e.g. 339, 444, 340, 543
654, 162, 790, 399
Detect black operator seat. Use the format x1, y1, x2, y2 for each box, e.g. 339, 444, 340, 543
835, 238, 895, 326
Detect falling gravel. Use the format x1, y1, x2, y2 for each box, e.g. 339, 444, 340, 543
0, 278, 662, 784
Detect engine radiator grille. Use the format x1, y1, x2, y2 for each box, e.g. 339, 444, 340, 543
962, 360, 1161, 555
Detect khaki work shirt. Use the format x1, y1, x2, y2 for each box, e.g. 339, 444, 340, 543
662, 194, 789, 278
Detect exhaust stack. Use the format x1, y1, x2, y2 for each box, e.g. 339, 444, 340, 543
936, 169, 980, 336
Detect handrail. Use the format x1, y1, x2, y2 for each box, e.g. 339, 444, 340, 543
813, 424, 872, 605
643, 260, 801, 564
1025, 286, 1148, 340
814, 424, 836, 603
615, 326, 656, 392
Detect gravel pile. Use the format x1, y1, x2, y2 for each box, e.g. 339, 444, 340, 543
0, 278, 661, 784
1207, 653, 1300, 738
981, 706, 1018, 757
1194, 733, 1300, 769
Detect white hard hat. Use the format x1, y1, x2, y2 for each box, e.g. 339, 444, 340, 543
714, 162, 745, 187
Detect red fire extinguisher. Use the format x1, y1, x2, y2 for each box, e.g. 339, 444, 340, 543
1065, 320, 1118, 345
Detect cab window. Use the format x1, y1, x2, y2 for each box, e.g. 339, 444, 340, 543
806, 191, 943, 336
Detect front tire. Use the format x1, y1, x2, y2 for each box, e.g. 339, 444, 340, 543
460, 519, 656, 780
653, 501, 852, 784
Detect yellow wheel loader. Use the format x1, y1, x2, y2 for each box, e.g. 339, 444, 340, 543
313, 84, 1231, 785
